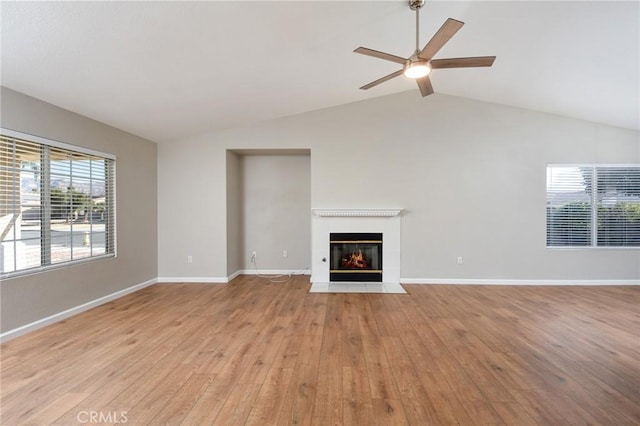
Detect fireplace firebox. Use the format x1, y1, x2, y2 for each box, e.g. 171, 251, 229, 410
330, 233, 382, 282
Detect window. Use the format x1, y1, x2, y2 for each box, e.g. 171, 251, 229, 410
546, 165, 640, 247
1, 129, 115, 278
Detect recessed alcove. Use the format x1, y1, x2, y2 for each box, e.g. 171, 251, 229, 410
226, 149, 311, 277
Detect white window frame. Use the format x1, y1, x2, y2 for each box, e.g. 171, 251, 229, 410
546, 163, 640, 249
1, 128, 117, 279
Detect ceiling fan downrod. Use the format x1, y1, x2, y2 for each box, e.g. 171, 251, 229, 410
409, 0, 425, 54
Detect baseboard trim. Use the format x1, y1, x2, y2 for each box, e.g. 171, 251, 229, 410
0, 278, 157, 343
157, 271, 310, 284
240, 269, 312, 276
156, 276, 228, 283
227, 270, 242, 281
400, 278, 640, 285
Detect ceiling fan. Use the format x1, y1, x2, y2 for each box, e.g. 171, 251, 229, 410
354, 0, 496, 97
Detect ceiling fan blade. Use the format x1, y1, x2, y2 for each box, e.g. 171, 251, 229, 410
360, 69, 404, 90
354, 47, 407, 65
418, 18, 464, 60
431, 56, 496, 69
416, 76, 434, 97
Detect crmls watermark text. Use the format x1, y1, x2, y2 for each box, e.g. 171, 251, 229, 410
76, 410, 128, 424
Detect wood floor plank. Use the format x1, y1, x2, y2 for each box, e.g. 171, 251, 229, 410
235, 319, 289, 385
1, 278, 638, 425
19, 392, 90, 426
311, 294, 344, 419
359, 333, 400, 401
378, 335, 441, 425
287, 293, 327, 337
276, 332, 323, 425
439, 369, 505, 424
177, 377, 228, 425
342, 366, 374, 425
491, 401, 538, 426
244, 367, 294, 425
511, 389, 582, 425
210, 383, 261, 426
97, 362, 196, 423
371, 398, 409, 425
145, 373, 213, 425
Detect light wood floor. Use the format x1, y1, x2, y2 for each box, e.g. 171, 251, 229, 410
1, 276, 639, 425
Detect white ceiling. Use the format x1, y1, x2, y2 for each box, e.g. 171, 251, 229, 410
1, 1, 638, 144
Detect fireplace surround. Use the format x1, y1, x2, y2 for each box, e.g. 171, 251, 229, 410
311, 209, 402, 284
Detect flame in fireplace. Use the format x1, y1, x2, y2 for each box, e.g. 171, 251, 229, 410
342, 249, 369, 269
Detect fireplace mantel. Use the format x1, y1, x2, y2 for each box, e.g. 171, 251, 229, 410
312, 208, 402, 217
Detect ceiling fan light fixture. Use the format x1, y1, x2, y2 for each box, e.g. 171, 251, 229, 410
403, 60, 431, 79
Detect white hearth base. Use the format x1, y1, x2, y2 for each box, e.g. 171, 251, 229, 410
309, 282, 406, 294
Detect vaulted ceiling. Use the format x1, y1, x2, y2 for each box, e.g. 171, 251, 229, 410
2, 1, 638, 144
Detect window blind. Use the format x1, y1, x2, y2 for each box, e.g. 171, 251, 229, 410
0, 130, 115, 278
547, 165, 640, 248
596, 167, 640, 246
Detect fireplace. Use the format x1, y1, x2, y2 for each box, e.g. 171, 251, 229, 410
330, 233, 382, 282
312, 208, 402, 285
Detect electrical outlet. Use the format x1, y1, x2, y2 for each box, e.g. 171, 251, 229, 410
283, 250, 288, 258
251, 251, 256, 264
457, 256, 463, 265
187, 255, 193, 263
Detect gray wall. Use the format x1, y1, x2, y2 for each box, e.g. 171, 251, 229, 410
239, 154, 310, 272
158, 135, 225, 278
226, 150, 241, 276
158, 91, 639, 282
0, 87, 158, 332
